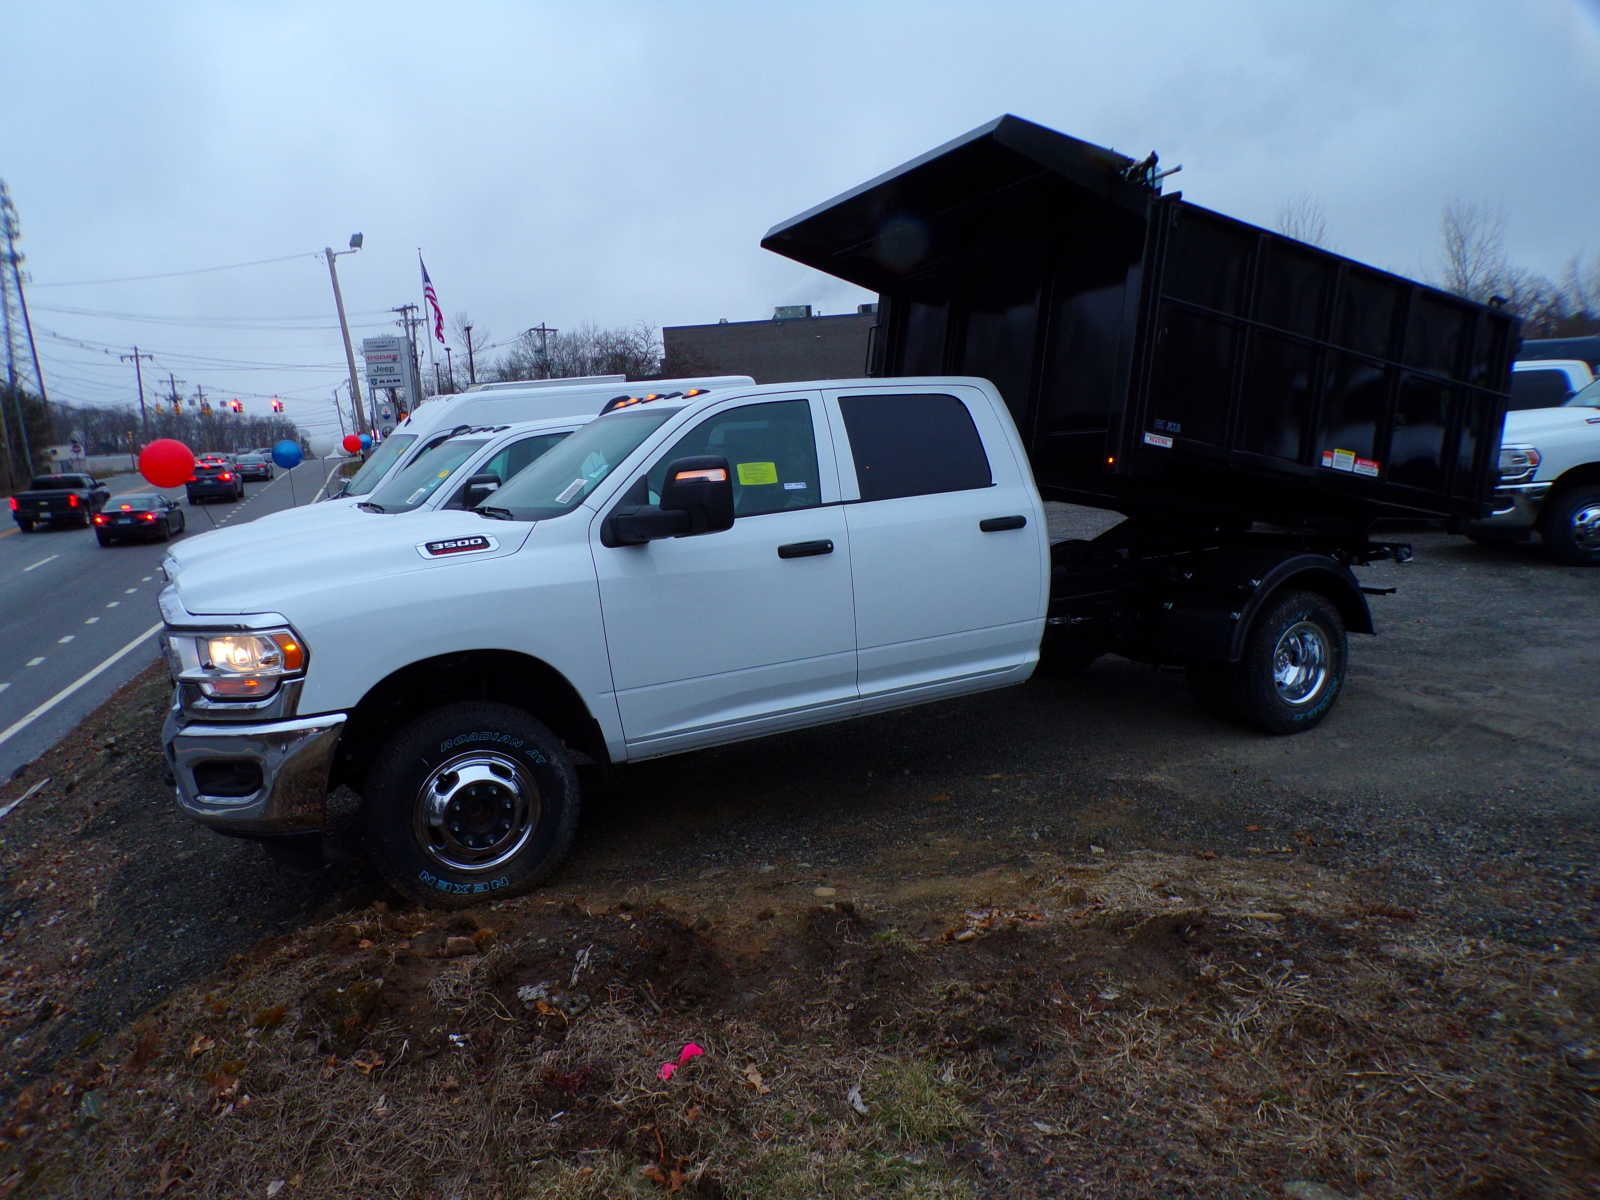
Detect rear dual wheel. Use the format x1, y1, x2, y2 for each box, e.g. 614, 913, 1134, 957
1188, 589, 1347, 735
364, 702, 581, 908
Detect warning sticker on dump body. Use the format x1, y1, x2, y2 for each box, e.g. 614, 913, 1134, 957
1320, 448, 1357, 472
1353, 457, 1380, 477
1142, 432, 1174, 449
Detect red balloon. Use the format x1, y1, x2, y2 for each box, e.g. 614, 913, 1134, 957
341, 434, 363, 454
139, 439, 195, 489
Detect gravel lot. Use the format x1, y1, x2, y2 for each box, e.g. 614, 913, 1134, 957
0, 507, 1595, 1196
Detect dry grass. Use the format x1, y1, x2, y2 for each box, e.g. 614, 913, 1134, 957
2, 849, 1597, 1198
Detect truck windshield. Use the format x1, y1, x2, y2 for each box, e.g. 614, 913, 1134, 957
340, 434, 417, 497
483, 408, 677, 521
1564, 379, 1600, 408
366, 438, 490, 513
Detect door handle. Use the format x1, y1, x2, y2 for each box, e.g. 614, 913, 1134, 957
979, 515, 1027, 532
778, 539, 834, 559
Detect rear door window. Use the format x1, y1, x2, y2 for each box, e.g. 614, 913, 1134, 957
839, 392, 992, 501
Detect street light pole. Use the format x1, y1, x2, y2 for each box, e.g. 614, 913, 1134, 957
324, 234, 367, 435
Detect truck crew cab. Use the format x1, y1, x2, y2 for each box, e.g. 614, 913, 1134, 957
160, 117, 1515, 906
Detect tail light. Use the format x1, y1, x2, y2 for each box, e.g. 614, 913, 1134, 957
140, 512, 159, 522
219, 472, 233, 481
92, 514, 107, 525
7, 497, 16, 512
68, 493, 80, 508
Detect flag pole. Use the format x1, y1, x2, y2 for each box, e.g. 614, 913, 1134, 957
419, 248, 438, 393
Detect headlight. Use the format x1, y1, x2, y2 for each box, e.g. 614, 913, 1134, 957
1497, 445, 1541, 482
165, 628, 306, 699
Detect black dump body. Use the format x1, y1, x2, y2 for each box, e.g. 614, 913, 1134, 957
763, 115, 1518, 533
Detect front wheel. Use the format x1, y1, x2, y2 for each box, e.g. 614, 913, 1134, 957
1232, 590, 1347, 735
1541, 486, 1600, 566
364, 702, 581, 908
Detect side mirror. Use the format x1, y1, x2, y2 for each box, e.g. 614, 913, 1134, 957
460, 473, 501, 506
659, 456, 734, 535
602, 456, 734, 547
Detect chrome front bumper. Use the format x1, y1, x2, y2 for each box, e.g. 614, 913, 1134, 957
1468, 481, 1551, 533
164, 700, 345, 837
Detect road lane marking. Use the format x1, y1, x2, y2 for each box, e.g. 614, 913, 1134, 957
0, 683, 9, 695
22, 555, 58, 572
106, 601, 119, 608
0, 622, 163, 752
0, 777, 52, 822
142, 576, 153, 582
25, 657, 44, 667
84, 617, 99, 625
124, 587, 137, 594
0, 528, 15, 540
57, 635, 74, 645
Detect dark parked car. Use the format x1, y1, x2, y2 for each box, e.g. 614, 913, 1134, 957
186, 462, 245, 504
93, 492, 186, 545
235, 452, 274, 481
8, 473, 110, 530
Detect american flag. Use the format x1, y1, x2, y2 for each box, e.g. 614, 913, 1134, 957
420, 255, 446, 344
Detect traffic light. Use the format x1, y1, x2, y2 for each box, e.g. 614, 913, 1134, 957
171, 400, 181, 414
229, 399, 244, 413
271, 398, 285, 413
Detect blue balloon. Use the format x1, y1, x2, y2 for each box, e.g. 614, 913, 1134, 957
359, 433, 373, 449
271, 439, 304, 469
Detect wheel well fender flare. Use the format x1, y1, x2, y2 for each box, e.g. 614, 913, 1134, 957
1228, 557, 1373, 662
332, 649, 608, 791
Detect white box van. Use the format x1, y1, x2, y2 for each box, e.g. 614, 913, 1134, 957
337, 375, 753, 502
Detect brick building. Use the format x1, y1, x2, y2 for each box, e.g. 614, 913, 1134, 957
662, 304, 878, 384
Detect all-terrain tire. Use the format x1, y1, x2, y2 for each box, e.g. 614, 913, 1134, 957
1540, 486, 1600, 566
364, 702, 581, 908
1231, 589, 1347, 735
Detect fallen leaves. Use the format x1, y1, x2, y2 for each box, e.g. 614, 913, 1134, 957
186, 1033, 215, 1060
743, 1063, 771, 1094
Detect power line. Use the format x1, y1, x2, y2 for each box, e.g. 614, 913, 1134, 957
31, 251, 322, 289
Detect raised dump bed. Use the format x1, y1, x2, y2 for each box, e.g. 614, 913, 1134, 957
763, 114, 1518, 533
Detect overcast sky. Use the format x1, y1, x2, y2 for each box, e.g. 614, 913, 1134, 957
6, 0, 1598, 448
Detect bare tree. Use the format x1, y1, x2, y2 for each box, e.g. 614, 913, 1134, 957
1275, 194, 1329, 247
1439, 200, 1511, 303
492, 321, 663, 382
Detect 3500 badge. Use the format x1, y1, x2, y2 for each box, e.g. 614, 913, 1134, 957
416, 534, 499, 560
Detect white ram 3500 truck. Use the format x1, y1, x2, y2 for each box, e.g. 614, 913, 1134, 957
1467, 376, 1600, 563
162, 379, 1059, 903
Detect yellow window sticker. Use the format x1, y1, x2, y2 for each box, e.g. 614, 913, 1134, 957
736, 461, 778, 486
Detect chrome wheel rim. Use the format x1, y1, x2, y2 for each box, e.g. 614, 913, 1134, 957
1570, 502, 1600, 553
414, 750, 538, 873
1272, 620, 1330, 706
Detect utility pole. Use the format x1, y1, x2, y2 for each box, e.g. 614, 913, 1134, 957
333, 387, 347, 440
434, 362, 444, 394
1, 180, 44, 478
464, 323, 476, 385
391, 303, 423, 410
120, 346, 154, 438
324, 236, 367, 435
526, 323, 558, 379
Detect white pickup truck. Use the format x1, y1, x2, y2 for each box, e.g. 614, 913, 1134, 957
160, 377, 1377, 905
1468, 375, 1600, 563
165, 414, 590, 572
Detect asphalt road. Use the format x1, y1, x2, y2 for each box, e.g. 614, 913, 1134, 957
0, 460, 340, 782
